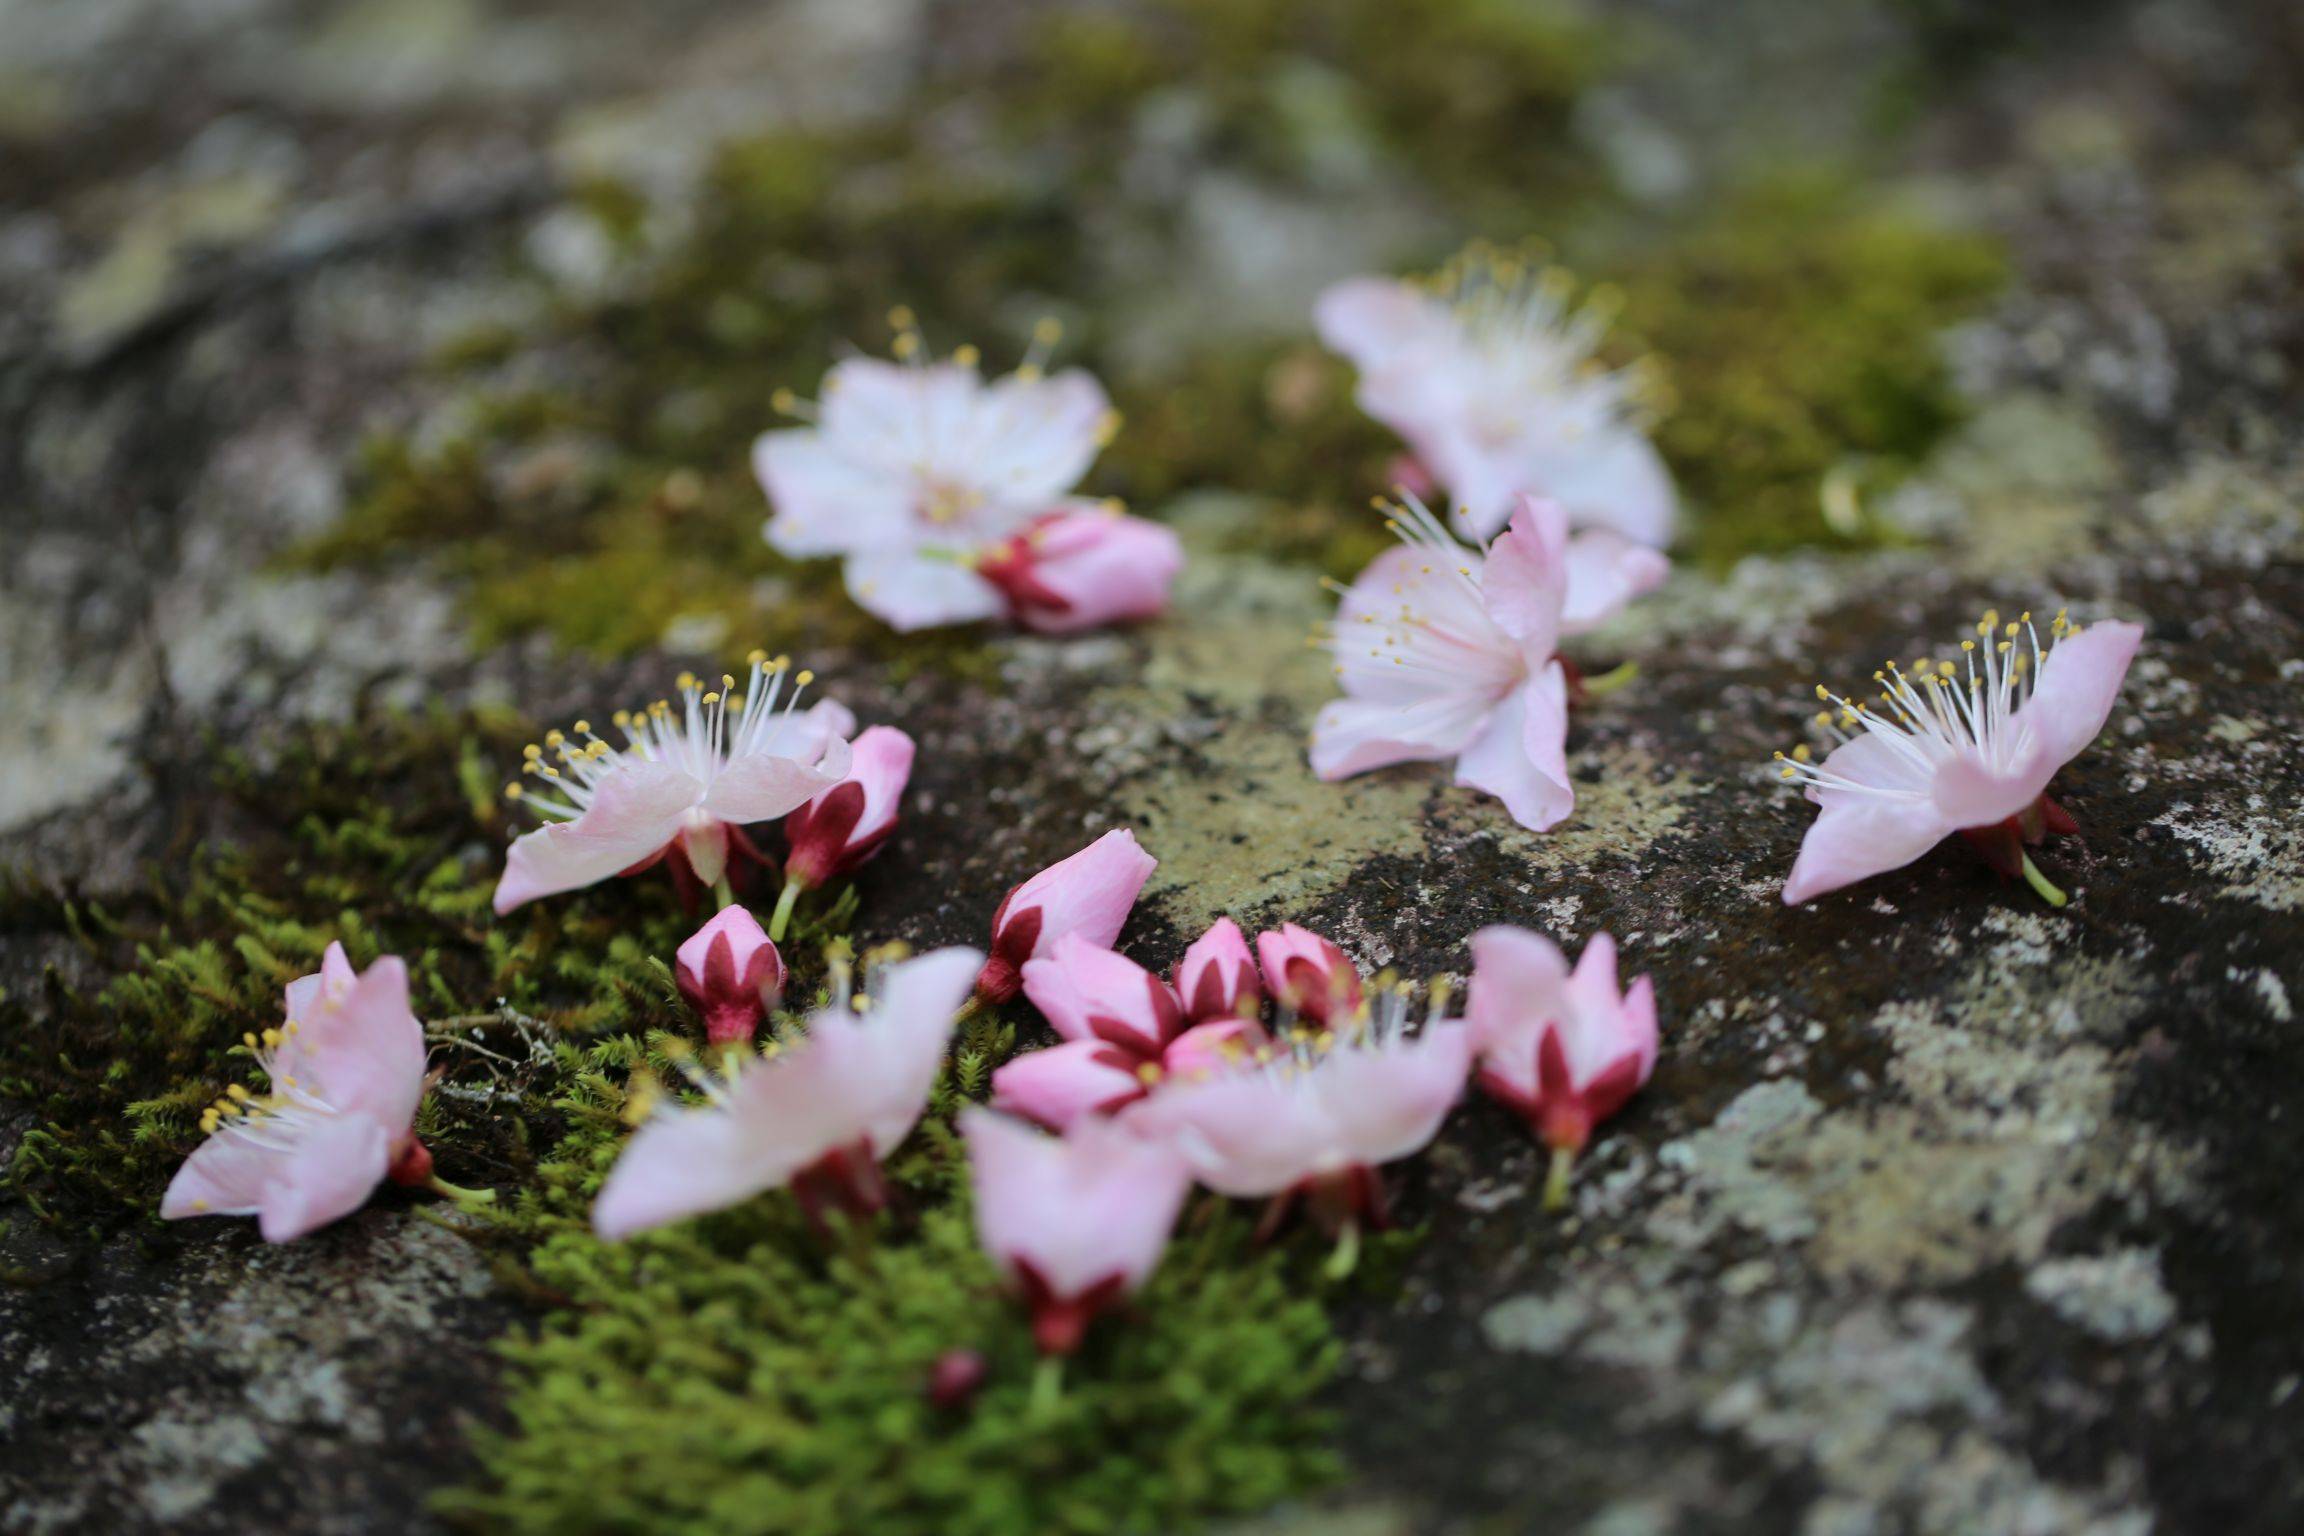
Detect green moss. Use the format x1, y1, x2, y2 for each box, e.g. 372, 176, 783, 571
1620, 176, 2007, 563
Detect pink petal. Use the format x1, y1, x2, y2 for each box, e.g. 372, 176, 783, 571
1128, 1073, 1330, 1198
1560, 528, 1671, 635
1532, 430, 1677, 547
1313, 277, 1445, 368
1782, 793, 1955, 905
1311, 692, 1500, 781
1021, 932, 1179, 1055
2022, 620, 2144, 767
286, 954, 428, 1132
1467, 924, 1570, 1072
591, 1094, 792, 1240
1316, 1024, 1471, 1166
1009, 511, 1183, 634
842, 726, 915, 841
1479, 496, 1570, 658
1161, 1018, 1266, 1078
1453, 662, 1574, 831
163, 1127, 288, 1220
843, 550, 1006, 632
1173, 918, 1261, 1023
1930, 743, 2060, 830
753, 430, 913, 557
255, 1113, 392, 1243
962, 1107, 1190, 1299
990, 1039, 1148, 1131
701, 735, 851, 826
1007, 829, 1157, 956
493, 760, 703, 914
972, 370, 1114, 508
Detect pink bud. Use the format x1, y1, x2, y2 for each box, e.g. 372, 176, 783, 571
977, 829, 1157, 1004
783, 726, 915, 889
1254, 922, 1363, 1026
928, 1349, 988, 1410
976, 506, 1184, 634
675, 906, 786, 1045
1173, 918, 1262, 1023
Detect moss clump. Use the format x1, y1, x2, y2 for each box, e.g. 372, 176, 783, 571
998, 0, 1610, 216
1620, 176, 2007, 563
449, 1171, 1339, 1535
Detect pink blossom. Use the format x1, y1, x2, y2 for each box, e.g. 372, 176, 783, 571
1774, 609, 2144, 907
783, 725, 914, 891
975, 829, 1157, 1004
495, 657, 854, 914
1254, 923, 1363, 1027
591, 946, 981, 1238
993, 931, 1270, 1130
1315, 253, 1676, 546
675, 906, 785, 1045
1173, 917, 1261, 1024
1310, 492, 1664, 832
975, 505, 1184, 633
163, 943, 433, 1242
754, 325, 1121, 632
1468, 926, 1657, 1208
963, 1107, 1191, 1355
1130, 993, 1470, 1238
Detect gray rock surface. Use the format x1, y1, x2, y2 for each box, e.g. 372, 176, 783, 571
5, 2, 2303, 1534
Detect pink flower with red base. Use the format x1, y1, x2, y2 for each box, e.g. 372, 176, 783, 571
975, 505, 1184, 634
1129, 985, 1470, 1277
1468, 926, 1658, 1211
975, 829, 1157, 1005
1773, 608, 2144, 907
964, 1108, 1190, 1370
991, 930, 1270, 1130
163, 943, 489, 1241
1312, 493, 1666, 834
675, 906, 785, 1046
591, 946, 981, 1240
773, 725, 916, 939
494, 657, 853, 915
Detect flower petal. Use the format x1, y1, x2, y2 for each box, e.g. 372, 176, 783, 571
256, 1113, 392, 1243
2022, 620, 2144, 767
843, 550, 1005, 633
1532, 430, 1677, 547
493, 760, 703, 914
1453, 662, 1574, 831
754, 430, 914, 556
990, 1039, 1148, 1131
1782, 793, 1955, 905
1560, 528, 1671, 635
701, 734, 851, 826
1480, 495, 1570, 658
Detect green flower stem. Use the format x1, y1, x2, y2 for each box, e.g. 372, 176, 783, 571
2020, 854, 2069, 908
428, 1175, 497, 1207
1579, 660, 1640, 698
1322, 1219, 1361, 1283
712, 875, 736, 911
1030, 1355, 1065, 1420
1541, 1145, 1576, 1213
769, 879, 804, 942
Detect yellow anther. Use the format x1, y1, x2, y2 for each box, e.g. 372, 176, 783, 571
1014, 362, 1042, 382
523, 744, 542, 760
1781, 766, 1798, 780
888, 304, 916, 330
503, 783, 523, 801
2005, 622, 2020, 638
702, 692, 719, 706
612, 709, 632, 727
952, 343, 979, 368
1792, 744, 1812, 762
1033, 316, 1062, 344
227, 1083, 253, 1101
771, 387, 798, 414
795, 669, 814, 687
573, 720, 590, 735
746, 648, 768, 666
721, 674, 735, 690
1136, 1062, 1164, 1086
676, 671, 696, 691
1961, 640, 1976, 651
892, 332, 921, 360
1815, 684, 1830, 700
200, 1110, 220, 1133
545, 729, 564, 747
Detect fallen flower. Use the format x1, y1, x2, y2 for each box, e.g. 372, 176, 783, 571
675, 905, 785, 1046
495, 655, 854, 914
591, 945, 982, 1239
1131, 983, 1470, 1275
993, 930, 1268, 1129
1311, 492, 1665, 832
755, 315, 1123, 632
975, 829, 1157, 1004
1773, 608, 2144, 906
774, 725, 915, 939
1468, 926, 1657, 1210
963, 1107, 1191, 1358
1254, 923, 1364, 1027
163, 943, 476, 1241
1315, 247, 1676, 546
975, 505, 1184, 634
